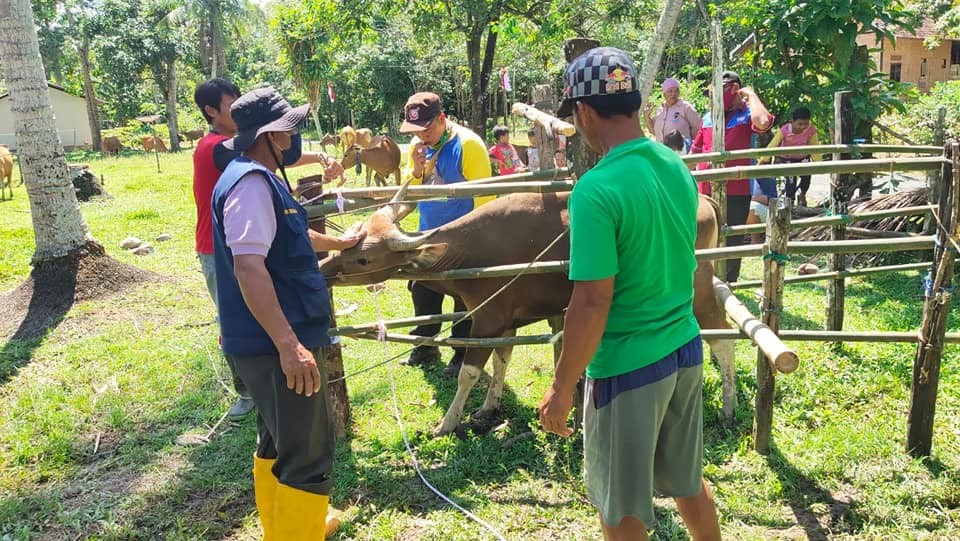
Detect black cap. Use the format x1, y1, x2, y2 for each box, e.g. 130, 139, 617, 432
722, 70, 741, 85
557, 47, 640, 118
224, 87, 309, 151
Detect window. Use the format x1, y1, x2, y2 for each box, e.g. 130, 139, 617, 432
920, 58, 928, 78
952, 41, 960, 66
890, 63, 902, 82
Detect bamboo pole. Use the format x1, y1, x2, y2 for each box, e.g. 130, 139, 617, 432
730, 262, 936, 289
844, 227, 921, 239
907, 141, 959, 457
722, 205, 936, 237
755, 199, 792, 453
699, 329, 960, 343
511, 103, 577, 136
712, 277, 798, 374
681, 144, 943, 165
351, 331, 562, 347
692, 156, 943, 182
331, 312, 469, 336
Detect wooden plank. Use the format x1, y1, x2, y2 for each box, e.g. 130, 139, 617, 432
722, 205, 936, 237
730, 262, 935, 289
682, 144, 943, 165
692, 156, 944, 182
699, 329, 960, 343
351, 331, 560, 347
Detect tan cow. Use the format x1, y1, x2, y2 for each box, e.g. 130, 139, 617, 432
338, 126, 356, 154
320, 133, 339, 153
140, 136, 168, 153
340, 135, 402, 187
100, 136, 122, 156
0, 145, 13, 201
355, 128, 373, 149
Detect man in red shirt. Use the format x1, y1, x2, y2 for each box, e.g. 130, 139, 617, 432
193, 78, 343, 419
711, 71, 773, 283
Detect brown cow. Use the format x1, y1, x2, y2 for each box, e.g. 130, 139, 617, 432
182, 129, 205, 146
320, 133, 339, 153
339, 126, 356, 154
0, 145, 13, 201
140, 136, 168, 153
340, 135, 402, 187
100, 136, 122, 156
318, 184, 736, 436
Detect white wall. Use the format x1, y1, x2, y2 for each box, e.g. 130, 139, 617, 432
0, 87, 93, 150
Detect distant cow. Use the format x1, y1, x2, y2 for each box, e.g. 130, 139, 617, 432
355, 128, 373, 149
320, 133, 339, 153
0, 145, 13, 200
182, 130, 205, 146
100, 136, 122, 156
140, 136, 168, 153
339, 126, 356, 154
340, 135, 402, 187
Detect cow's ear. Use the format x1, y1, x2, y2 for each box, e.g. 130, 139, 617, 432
406, 243, 448, 270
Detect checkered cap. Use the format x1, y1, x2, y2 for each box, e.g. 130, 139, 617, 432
556, 47, 639, 118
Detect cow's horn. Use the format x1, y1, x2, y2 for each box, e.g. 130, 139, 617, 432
375, 179, 415, 223
386, 230, 435, 251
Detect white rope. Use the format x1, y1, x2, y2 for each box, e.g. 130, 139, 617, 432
371, 287, 508, 541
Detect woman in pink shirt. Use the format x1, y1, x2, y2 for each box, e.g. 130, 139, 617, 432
643, 78, 702, 147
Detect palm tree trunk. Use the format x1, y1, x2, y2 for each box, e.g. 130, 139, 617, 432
638, 0, 685, 103
0, 0, 91, 262
77, 37, 102, 151
164, 61, 180, 152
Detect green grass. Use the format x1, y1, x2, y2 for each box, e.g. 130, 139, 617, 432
2, 150, 960, 539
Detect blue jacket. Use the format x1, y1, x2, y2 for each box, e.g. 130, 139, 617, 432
211, 157, 332, 356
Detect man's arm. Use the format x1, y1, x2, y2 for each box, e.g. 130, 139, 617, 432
539, 277, 614, 437
233, 254, 321, 396
308, 225, 364, 252
741, 87, 773, 132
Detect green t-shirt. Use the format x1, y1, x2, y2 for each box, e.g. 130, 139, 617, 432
569, 137, 701, 379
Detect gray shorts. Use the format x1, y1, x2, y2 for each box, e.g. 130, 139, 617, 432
749, 199, 769, 223
198, 252, 218, 307
583, 336, 705, 527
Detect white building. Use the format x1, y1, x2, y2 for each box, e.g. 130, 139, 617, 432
0, 83, 93, 150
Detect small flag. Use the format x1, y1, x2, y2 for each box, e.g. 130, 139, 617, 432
327, 82, 336, 103
500, 67, 512, 92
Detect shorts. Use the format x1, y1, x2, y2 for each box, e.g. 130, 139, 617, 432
749, 199, 769, 223
583, 336, 705, 527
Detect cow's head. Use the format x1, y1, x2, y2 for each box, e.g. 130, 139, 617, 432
341, 145, 363, 174
319, 181, 448, 286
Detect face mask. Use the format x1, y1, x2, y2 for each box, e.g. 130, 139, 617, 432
722, 86, 738, 112
282, 132, 302, 166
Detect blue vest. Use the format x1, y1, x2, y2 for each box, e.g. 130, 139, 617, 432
419, 132, 474, 231
211, 157, 332, 356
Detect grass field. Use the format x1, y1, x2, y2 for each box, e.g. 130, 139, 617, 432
2, 150, 960, 540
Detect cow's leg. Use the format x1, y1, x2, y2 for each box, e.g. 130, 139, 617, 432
365, 167, 372, 187
434, 363, 483, 437
474, 332, 515, 418
706, 338, 736, 422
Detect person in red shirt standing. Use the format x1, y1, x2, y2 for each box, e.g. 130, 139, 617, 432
699, 71, 773, 283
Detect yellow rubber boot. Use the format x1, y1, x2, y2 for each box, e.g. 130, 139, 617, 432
273, 483, 330, 540
252, 456, 278, 541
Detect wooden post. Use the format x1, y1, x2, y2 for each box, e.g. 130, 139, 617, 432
548, 315, 581, 428
564, 38, 601, 179
709, 18, 727, 279
530, 85, 558, 172
907, 141, 959, 457
755, 198, 791, 453
826, 91, 853, 333
299, 180, 351, 439
926, 107, 947, 235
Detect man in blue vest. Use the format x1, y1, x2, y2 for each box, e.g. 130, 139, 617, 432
211, 87, 362, 540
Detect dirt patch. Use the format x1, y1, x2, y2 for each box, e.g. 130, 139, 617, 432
0, 241, 160, 341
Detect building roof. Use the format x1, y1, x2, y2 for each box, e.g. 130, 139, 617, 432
0, 82, 81, 101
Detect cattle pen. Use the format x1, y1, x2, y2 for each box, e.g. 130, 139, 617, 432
305, 135, 959, 461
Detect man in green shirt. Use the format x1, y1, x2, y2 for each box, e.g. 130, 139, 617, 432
539, 47, 721, 540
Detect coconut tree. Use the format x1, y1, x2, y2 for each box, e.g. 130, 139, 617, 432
0, 0, 93, 262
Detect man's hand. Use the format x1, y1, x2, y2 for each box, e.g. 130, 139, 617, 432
643, 102, 656, 118
334, 227, 365, 250
323, 157, 344, 181
279, 341, 321, 396
411, 142, 427, 178
539, 382, 575, 437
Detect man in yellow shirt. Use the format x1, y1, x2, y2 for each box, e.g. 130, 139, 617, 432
398, 92, 492, 377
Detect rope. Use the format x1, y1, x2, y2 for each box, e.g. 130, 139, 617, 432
762, 250, 789, 264
371, 285, 508, 541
